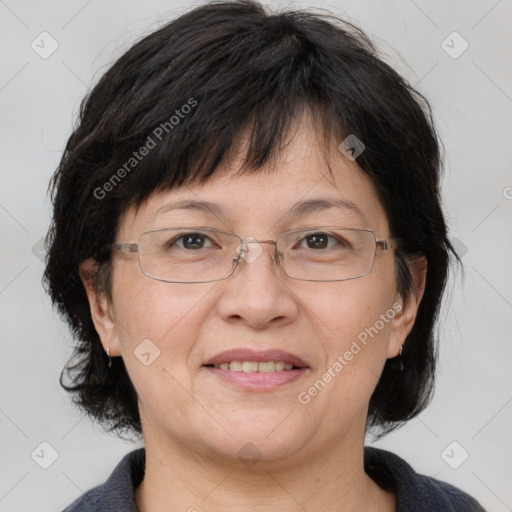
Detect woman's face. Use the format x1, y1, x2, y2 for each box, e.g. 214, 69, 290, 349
86, 119, 421, 466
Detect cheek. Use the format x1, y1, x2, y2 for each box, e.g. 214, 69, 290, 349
295, 274, 398, 422
308, 268, 398, 364
111, 263, 216, 369
110, 270, 219, 419
113, 259, 200, 333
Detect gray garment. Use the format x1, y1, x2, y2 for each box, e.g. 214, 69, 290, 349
61, 446, 486, 511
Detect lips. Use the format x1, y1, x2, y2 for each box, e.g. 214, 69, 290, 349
202, 349, 309, 369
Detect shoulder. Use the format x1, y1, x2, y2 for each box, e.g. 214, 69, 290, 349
60, 448, 145, 512
364, 446, 486, 512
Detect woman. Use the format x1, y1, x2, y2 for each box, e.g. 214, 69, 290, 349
44, 1, 486, 510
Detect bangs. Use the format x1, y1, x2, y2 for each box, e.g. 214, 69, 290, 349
124, 99, 341, 214
86, 22, 363, 215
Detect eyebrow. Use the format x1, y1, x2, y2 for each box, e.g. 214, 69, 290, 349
151, 197, 365, 222
283, 197, 364, 220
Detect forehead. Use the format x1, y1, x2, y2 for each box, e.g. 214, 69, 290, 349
118, 119, 389, 237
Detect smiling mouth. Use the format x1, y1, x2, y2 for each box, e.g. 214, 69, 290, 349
202, 362, 309, 391
202, 361, 305, 372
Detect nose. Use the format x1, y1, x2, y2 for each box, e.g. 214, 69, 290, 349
216, 239, 298, 329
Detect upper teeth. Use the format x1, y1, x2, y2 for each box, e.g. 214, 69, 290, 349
215, 361, 295, 372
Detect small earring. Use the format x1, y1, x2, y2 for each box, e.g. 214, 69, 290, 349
106, 346, 112, 368
390, 344, 404, 372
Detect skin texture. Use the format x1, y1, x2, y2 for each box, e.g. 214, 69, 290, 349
80, 116, 426, 512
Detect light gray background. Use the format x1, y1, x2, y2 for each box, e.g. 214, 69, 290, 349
1, 1, 511, 511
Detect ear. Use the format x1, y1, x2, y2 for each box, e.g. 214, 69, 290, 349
79, 258, 121, 357
387, 256, 427, 359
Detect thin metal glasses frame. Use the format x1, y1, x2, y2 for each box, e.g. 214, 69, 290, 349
111, 226, 400, 283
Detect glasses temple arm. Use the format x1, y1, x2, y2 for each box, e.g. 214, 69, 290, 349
111, 242, 139, 254
376, 238, 402, 251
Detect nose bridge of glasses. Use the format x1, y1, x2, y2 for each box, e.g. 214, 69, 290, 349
234, 237, 280, 265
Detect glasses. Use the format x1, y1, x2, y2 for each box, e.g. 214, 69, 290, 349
111, 226, 400, 283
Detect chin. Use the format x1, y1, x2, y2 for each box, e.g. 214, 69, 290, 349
204, 421, 307, 463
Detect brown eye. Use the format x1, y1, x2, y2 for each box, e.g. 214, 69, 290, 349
305, 233, 329, 249
297, 232, 349, 250
167, 233, 214, 250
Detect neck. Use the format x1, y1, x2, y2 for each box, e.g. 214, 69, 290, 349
135, 426, 395, 512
